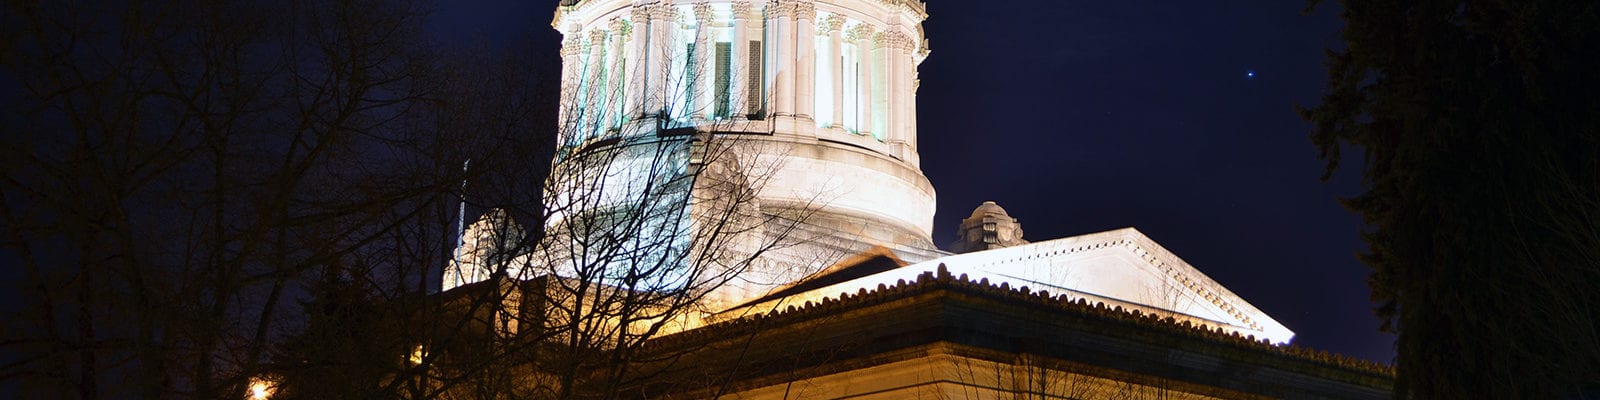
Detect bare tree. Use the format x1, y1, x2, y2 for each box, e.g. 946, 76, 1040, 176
1, 1, 837, 398
362, 14, 831, 399
0, 0, 542, 398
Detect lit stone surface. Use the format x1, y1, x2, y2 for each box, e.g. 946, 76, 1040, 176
724, 227, 1295, 344
539, 0, 939, 301
416, 1, 1393, 398
452, 0, 1293, 347
719, 346, 1233, 400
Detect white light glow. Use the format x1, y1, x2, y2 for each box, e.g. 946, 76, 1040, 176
248, 376, 276, 400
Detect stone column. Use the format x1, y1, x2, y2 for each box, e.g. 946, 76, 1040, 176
582, 28, 610, 140
643, 5, 676, 118
821, 14, 844, 129
608, 19, 629, 130
793, 1, 815, 125
731, 1, 752, 117
558, 35, 583, 141
766, 0, 789, 119
847, 24, 874, 137
692, 2, 714, 120
626, 8, 649, 120
911, 43, 927, 151
870, 31, 890, 139
880, 28, 912, 148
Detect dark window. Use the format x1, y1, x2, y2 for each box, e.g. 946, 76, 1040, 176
746, 40, 764, 119
714, 42, 731, 118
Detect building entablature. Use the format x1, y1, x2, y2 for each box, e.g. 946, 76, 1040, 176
550, 0, 930, 167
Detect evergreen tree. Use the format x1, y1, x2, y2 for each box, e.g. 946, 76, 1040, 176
1301, 1, 1600, 397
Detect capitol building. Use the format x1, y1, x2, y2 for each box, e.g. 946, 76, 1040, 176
432, 0, 1394, 398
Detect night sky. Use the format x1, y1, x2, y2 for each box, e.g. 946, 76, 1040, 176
433, 0, 1394, 364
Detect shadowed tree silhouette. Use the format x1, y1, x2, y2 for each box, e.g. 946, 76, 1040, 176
1300, 0, 1600, 398
0, 0, 552, 397
0, 0, 833, 397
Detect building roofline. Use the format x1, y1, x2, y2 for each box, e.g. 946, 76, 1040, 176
659, 264, 1393, 377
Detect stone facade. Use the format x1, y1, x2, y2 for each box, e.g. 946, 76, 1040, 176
541, 0, 942, 304
633, 268, 1393, 399
426, 0, 1395, 397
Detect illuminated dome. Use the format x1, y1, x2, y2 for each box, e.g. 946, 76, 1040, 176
545, 0, 939, 302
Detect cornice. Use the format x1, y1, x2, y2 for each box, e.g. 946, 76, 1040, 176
875, 0, 928, 19
653, 265, 1394, 377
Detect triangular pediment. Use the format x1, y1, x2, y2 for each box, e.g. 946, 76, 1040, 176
720, 227, 1294, 344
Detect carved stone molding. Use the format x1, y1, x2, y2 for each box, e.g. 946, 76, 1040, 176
876, 0, 917, 16
608, 18, 631, 37
562, 37, 584, 57
693, 2, 713, 22
845, 23, 875, 43
765, 0, 790, 19
630, 6, 651, 23
649, 4, 679, 22
731, 1, 753, 19
792, 1, 815, 19
873, 29, 912, 50
818, 14, 845, 35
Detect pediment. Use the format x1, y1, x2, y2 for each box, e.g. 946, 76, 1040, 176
722, 227, 1294, 344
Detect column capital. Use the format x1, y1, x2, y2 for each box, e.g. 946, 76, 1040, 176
765, 0, 788, 18
630, 6, 651, 22
845, 23, 875, 42
693, 2, 714, 22
731, 1, 753, 19
563, 37, 585, 57
609, 17, 631, 36
874, 29, 912, 50
648, 4, 680, 22
818, 14, 845, 35
761, 0, 815, 19
792, 1, 815, 19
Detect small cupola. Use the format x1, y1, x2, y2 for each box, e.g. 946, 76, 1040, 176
949, 201, 1028, 253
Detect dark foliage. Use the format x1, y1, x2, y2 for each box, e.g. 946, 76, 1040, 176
0, 0, 552, 397
1301, 0, 1600, 397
